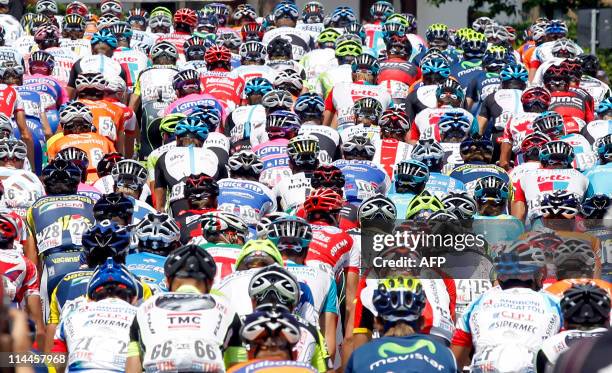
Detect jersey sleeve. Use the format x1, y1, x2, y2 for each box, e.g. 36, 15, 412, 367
324, 88, 335, 112
154, 154, 169, 189
47, 286, 62, 324
323, 279, 338, 315
513, 177, 526, 203
22, 256, 39, 298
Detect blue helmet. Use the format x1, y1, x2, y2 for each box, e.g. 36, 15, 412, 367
540, 190, 580, 218
294, 93, 325, 119
596, 97, 612, 116
266, 216, 312, 253
495, 240, 545, 278
474, 175, 509, 204
438, 110, 471, 139
500, 63, 528, 82
93, 192, 134, 223
581, 194, 611, 218
351, 53, 380, 75
596, 134, 612, 161
532, 111, 564, 138
191, 107, 221, 132
394, 159, 429, 189
175, 116, 210, 141
370, 1, 394, 20
460, 135, 494, 156
87, 257, 138, 300
245, 77, 273, 96
420, 57, 450, 78
273, 2, 299, 21
83, 220, 131, 266
330, 6, 356, 27
539, 140, 574, 166
90, 28, 118, 48
545, 20, 568, 36
482, 48, 507, 70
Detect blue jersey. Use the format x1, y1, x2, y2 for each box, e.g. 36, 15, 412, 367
451, 59, 484, 88
14, 87, 46, 173
472, 215, 525, 253
387, 184, 416, 219
126, 252, 167, 293
466, 71, 501, 107
427, 172, 466, 199
333, 159, 390, 203
584, 163, 612, 197
449, 162, 509, 196
217, 178, 276, 226
346, 334, 457, 373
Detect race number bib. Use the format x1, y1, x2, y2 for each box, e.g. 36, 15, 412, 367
145, 338, 223, 373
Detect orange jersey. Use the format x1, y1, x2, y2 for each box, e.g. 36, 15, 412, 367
47, 133, 116, 183
523, 46, 537, 71
78, 98, 127, 144
545, 278, 612, 299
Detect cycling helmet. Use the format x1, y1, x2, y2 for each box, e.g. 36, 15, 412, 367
302, 1, 325, 24
579, 54, 600, 76
217, 32, 242, 51
521, 86, 551, 111
75, 72, 107, 93
172, 69, 200, 91
500, 63, 528, 82
240, 307, 301, 351
543, 63, 571, 83
495, 240, 546, 278
436, 78, 465, 105
316, 28, 340, 48
204, 3, 230, 26
165, 244, 217, 281
239, 41, 267, 64
311, 165, 345, 190
266, 216, 312, 252
379, 108, 410, 134
262, 90, 294, 112
0, 214, 17, 245
459, 135, 494, 159
66, 1, 88, 17
108, 21, 132, 42
149, 14, 172, 31
540, 190, 580, 218
294, 93, 325, 120
183, 174, 219, 204
473, 175, 510, 204
437, 110, 471, 140
482, 47, 507, 71
233, 4, 257, 23
127, 8, 148, 27
341, 135, 376, 160
83, 220, 131, 262
0, 114, 12, 137
394, 160, 429, 189
235, 239, 284, 269
303, 187, 344, 214
553, 239, 596, 269
359, 194, 397, 220
472, 17, 493, 33
134, 213, 180, 254
596, 134, 612, 162
411, 139, 445, 171
354, 97, 383, 122
581, 194, 610, 219
59, 101, 92, 128
0, 138, 27, 161
96, 152, 123, 178
42, 159, 82, 189
36, 0, 58, 15
201, 211, 249, 241
539, 140, 574, 167
111, 160, 148, 188
370, 1, 394, 21
462, 34, 487, 59
351, 53, 380, 75
191, 107, 221, 132
174, 8, 198, 28
256, 212, 290, 239
241, 22, 265, 42
150, 41, 179, 61
405, 191, 444, 220
442, 191, 478, 220
267, 37, 293, 59
55, 147, 88, 178
329, 6, 356, 28
551, 39, 579, 58
426, 23, 449, 43
532, 111, 564, 138
520, 131, 551, 160
273, 68, 303, 94
34, 24, 60, 44
373, 277, 426, 326
561, 283, 610, 326
248, 265, 300, 307
205, 45, 231, 66
97, 14, 120, 29
227, 150, 263, 177
420, 57, 450, 78
345, 23, 366, 42
100, 0, 122, 16
93, 192, 134, 222
90, 28, 117, 48
266, 110, 301, 139
484, 24, 511, 42
175, 117, 210, 142
287, 134, 320, 165
63, 14, 85, 30
273, 2, 299, 21
596, 97, 612, 117
87, 257, 138, 301
546, 19, 568, 37
245, 77, 273, 97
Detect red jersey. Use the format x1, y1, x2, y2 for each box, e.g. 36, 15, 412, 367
200, 70, 245, 111
305, 222, 354, 278
0, 248, 39, 304
0, 84, 24, 117
377, 58, 421, 89
549, 89, 595, 133
156, 32, 191, 55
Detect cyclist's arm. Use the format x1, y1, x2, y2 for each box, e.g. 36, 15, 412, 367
15, 110, 35, 167
322, 88, 335, 127
44, 287, 61, 352
153, 158, 168, 211
223, 313, 247, 368
40, 110, 53, 139
127, 317, 143, 373
511, 179, 526, 220
23, 259, 45, 349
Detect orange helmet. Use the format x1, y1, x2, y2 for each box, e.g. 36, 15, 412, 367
174, 8, 198, 28
205, 45, 231, 65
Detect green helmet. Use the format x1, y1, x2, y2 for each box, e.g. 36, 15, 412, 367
235, 239, 284, 269
406, 191, 445, 220
386, 13, 408, 27
318, 28, 341, 45
335, 40, 363, 58
159, 113, 186, 134
150, 6, 172, 18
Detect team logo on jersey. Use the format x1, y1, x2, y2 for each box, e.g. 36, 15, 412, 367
377, 340, 437, 358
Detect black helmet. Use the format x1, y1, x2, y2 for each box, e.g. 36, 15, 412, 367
93, 192, 134, 223
561, 283, 610, 326
267, 37, 293, 59
164, 244, 217, 282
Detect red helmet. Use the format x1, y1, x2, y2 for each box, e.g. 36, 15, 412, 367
241, 22, 265, 42
174, 8, 198, 28
543, 63, 570, 82
205, 45, 232, 65
66, 1, 88, 17
303, 188, 344, 214
0, 214, 18, 245
521, 86, 551, 107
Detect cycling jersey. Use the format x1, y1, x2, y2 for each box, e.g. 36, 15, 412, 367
133, 65, 178, 105
299, 124, 341, 163
224, 104, 266, 151
537, 328, 607, 372
377, 58, 420, 102
410, 106, 476, 141
372, 138, 412, 178
131, 30, 157, 54
0, 248, 38, 304
47, 132, 116, 183
78, 98, 128, 143
112, 46, 151, 90
93, 175, 152, 202
561, 133, 598, 171
450, 59, 483, 89
286, 260, 338, 317
426, 172, 467, 200
27, 194, 95, 256
479, 88, 523, 135
263, 28, 314, 61
581, 119, 612, 145
305, 223, 354, 278
585, 163, 612, 197
200, 71, 245, 112
0, 14, 24, 46
530, 41, 584, 71
450, 163, 510, 196
501, 111, 539, 156
175, 208, 216, 243
325, 82, 392, 128
402, 84, 438, 122
217, 178, 277, 226
164, 92, 227, 121
300, 48, 337, 91
155, 32, 191, 57
0, 83, 24, 117
192, 242, 242, 283
0, 45, 24, 65
23, 73, 69, 110
232, 65, 277, 89
316, 64, 352, 99
228, 360, 317, 373
452, 286, 562, 371
10, 36, 33, 57
333, 159, 390, 203
0, 168, 45, 220
59, 38, 92, 59
549, 89, 595, 132
513, 168, 589, 221
126, 251, 167, 293
253, 138, 292, 189
275, 172, 313, 212
139, 100, 171, 159
466, 71, 501, 104
339, 124, 381, 145
509, 161, 542, 184
346, 334, 457, 373
52, 297, 137, 372
578, 76, 611, 106
67, 54, 126, 90
363, 23, 385, 58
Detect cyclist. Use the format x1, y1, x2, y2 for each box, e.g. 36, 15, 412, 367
127, 212, 181, 293
148, 7, 173, 35
316, 38, 362, 99
334, 144, 390, 204
537, 283, 609, 372
585, 134, 612, 198
262, 3, 314, 61
156, 8, 197, 56
232, 41, 276, 84
126, 244, 244, 372
465, 47, 508, 109
179, 35, 209, 73
164, 68, 226, 119
51, 257, 139, 371
171, 173, 219, 242
347, 277, 457, 373
451, 241, 562, 371
323, 53, 391, 129
59, 13, 90, 58
403, 57, 450, 122
128, 9, 156, 53
300, 28, 340, 91
201, 45, 245, 112
109, 22, 150, 92
297, 93, 342, 162
581, 97, 612, 146
387, 159, 429, 217
91, 192, 134, 227
451, 32, 487, 88
410, 138, 466, 199
266, 36, 304, 75
577, 54, 611, 106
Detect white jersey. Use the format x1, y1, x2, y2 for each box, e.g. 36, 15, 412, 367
228, 104, 267, 147
59, 38, 92, 59
328, 82, 392, 128
0, 46, 23, 65
112, 47, 150, 89
579, 76, 611, 106
440, 142, 464, 175
11, 36, 34, 57
456, 286, 562, 371
339, 124, 381, 144
539, 328, 607, 368
232, 65, 277, 88
316, 64, 352, 98
300, 48, 338, 90
213, 269, 259, 318
561, 133, 598, 171
509, 161, 541, 184
0, 168, 45, 220
285, 262, 336, 318
130, 30, 157, 54
501, 111, 539, 154
0, 14, 24, 46
263, 28, 313, 61
372, 138, 413, 178
178, 60, 207, 74
275, 171, 312, 212
582, 119, 612, 147
134, 291, 238, 373
55, 298, 137, 372
298, 123, 341, 165
46, 46, 79, 84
